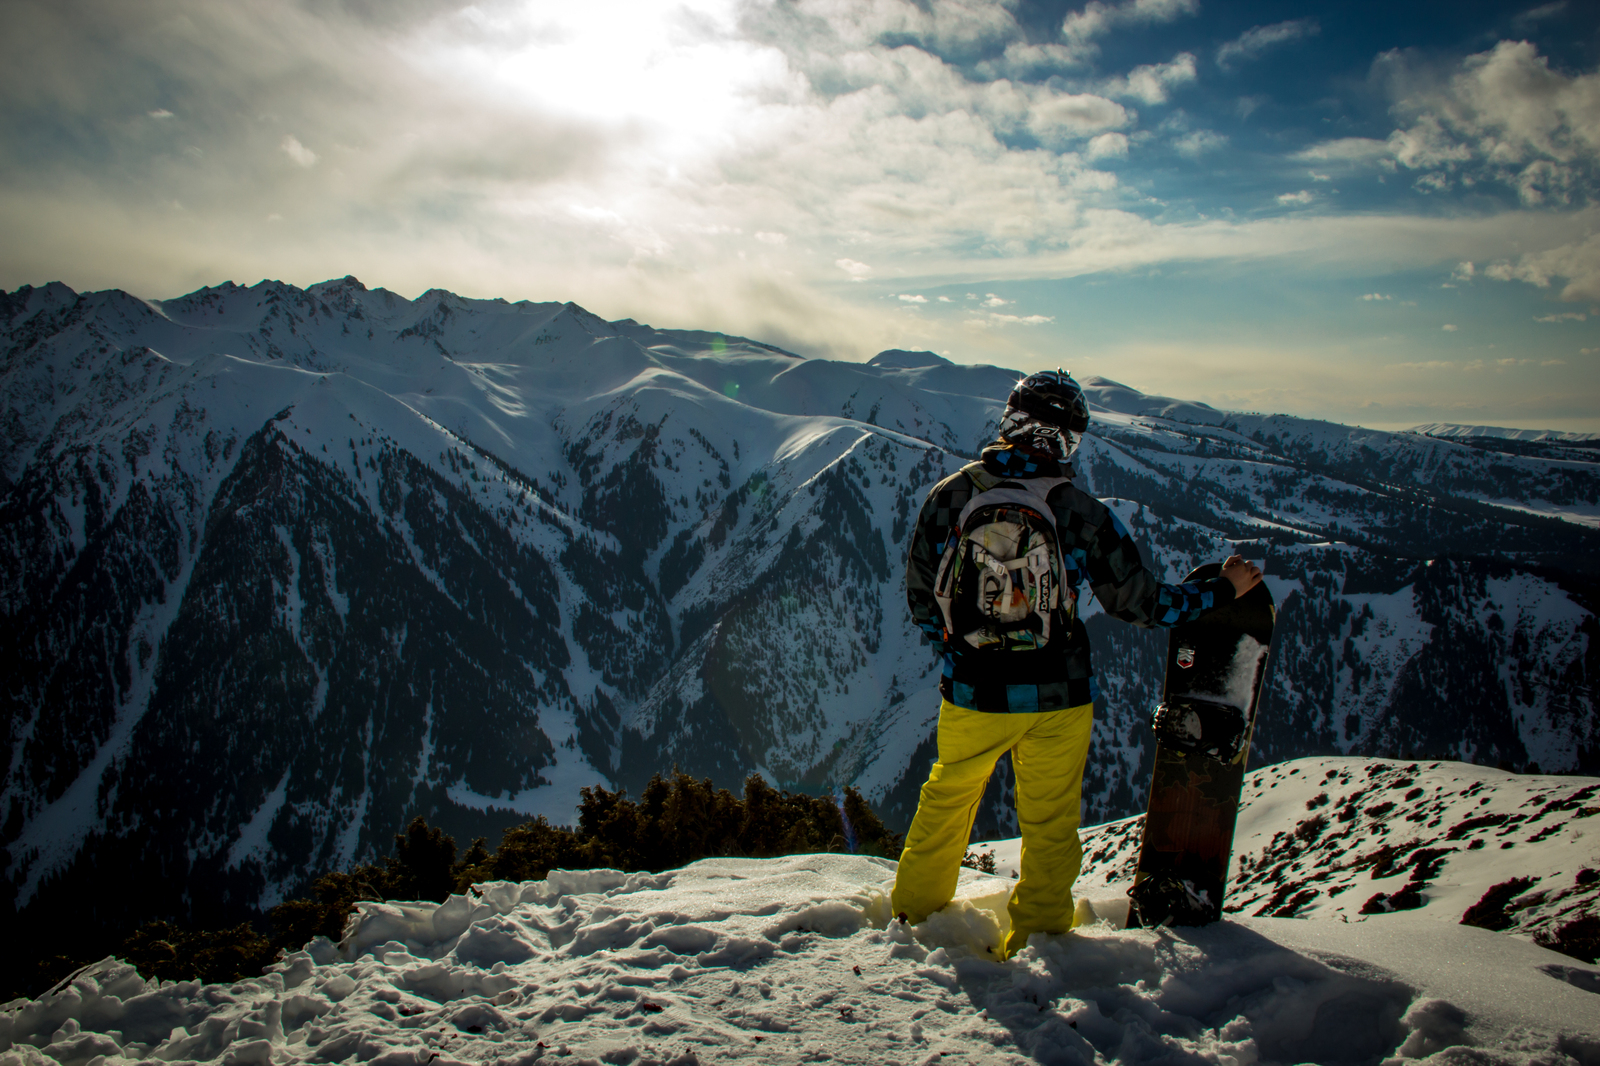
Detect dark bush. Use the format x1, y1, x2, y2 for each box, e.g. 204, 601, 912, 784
1460, 876, 1538, 931
1534, 915, 1600, 963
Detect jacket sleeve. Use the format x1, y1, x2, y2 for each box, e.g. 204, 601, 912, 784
1080, 505, 1235, 628
905, 477, 961, 647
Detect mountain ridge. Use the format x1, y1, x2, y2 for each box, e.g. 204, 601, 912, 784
2, 277, 1596, 954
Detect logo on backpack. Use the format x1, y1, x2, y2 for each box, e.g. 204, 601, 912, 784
933, 467, 1075, 651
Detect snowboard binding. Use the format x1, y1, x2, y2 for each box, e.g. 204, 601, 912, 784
1152, 697, 1248, 761
1127, 873, 1220, 927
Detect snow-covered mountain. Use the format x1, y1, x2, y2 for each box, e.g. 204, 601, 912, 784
5, 758, 1597, 1066
2, 278, 1597, 947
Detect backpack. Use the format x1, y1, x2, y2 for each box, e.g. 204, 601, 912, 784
933, 465, 1075, 651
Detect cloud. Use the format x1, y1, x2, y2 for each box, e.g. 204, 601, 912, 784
754, 231, 787, 245
280, 135, 318, 168
897, 293, 927, 302
1295, 138, 1391, 163
1379, 41, 1600, 204
1534, 311, 1586, 321
1216, 19, 1320, 71
982, 293, 1011, 307
1277, 190, 1314, 205
1543, 358, 1567, 365
1393, 360, 1453, 370
836, 258, 873, 281
967, 311, 1055, 327
1061, 0, 1199, 56
1174, 130, 1226, 158
1361, 293, 1392, 300
1291, 40, 1600, 209
1483, 232, 1600, 301
1100, 53, 1197, 105
1086, 132, 1129, 159
1027, 91, 1131, 145
148, 108, 174, 119
937, 295, 952, 301
1442, 323, 1459, 331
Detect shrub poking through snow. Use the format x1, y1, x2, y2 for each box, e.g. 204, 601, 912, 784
1461, 877, 1539, 932
1534, 916, 1600, 964
961, 849, 997, 873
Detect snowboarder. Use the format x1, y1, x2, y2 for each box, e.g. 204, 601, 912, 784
893, 369, 1262, 959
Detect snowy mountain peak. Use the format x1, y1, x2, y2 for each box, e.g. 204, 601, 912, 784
1078, 375, 1227, 426
867, 348, 953, 369
1412, 422, 1600, 443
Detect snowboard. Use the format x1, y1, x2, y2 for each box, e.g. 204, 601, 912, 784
1126, 562, 1275, 927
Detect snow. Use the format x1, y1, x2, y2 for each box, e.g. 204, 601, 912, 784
6, 758, 1599, 1066
1411, 423, 1600, 443
1474, 496, 1600, 529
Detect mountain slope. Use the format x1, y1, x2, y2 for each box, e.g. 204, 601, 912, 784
2, 277, 1597, 951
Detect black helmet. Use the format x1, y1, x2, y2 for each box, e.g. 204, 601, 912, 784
1007, 370, 1089, 433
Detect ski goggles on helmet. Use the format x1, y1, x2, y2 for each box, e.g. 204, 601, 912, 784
998, 408, 1078, 460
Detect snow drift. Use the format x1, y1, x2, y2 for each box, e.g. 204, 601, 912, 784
4, 758, 1598, 1066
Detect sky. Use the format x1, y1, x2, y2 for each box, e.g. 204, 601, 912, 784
2, 0, 1599, 431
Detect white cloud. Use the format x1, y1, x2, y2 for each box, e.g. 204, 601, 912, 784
1543, 358, 1567, 365
1483, 232, 1600, 301
937, 295, 952, 301
1086, 132, 1129, 159
836, 258, 873, 281
1361, 293, 1391, 300
755, 231, 787, 245
279, 134, 317, 168
1027, 91, 1131, 146
1341, 41, 1600, 205
1442, 323, 1459, 331
1216, 20, 1320, 71
1277, 190, 1314, 205
1061, 0, 1199, 57
898, 293, 927, 302
1393, 360, 1454, 370
966, 311, 1055, 327
148, 108, 173, 119
1534, 311, 1585, 321
1295, 137, 1391, 163
1100, 53, 1197, 105
1175, 130, 1226, 158
982, 293, 1011, 307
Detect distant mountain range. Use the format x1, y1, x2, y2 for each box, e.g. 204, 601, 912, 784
3, 277, 1596, 946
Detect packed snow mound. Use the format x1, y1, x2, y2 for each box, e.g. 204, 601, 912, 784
5, 844, 1600, 1066
981, 757, 1600, 938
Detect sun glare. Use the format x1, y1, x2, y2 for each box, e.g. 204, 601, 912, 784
412, 1, 797, 160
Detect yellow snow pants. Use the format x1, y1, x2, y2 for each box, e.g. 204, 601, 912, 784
890, 699, 1094, 960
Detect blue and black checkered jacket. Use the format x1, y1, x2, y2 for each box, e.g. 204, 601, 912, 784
907, 442, 1236, 714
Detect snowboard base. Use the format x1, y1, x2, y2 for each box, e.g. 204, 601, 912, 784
1126, 562, 1274, 928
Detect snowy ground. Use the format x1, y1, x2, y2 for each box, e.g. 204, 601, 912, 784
4, 758, 1599, 1066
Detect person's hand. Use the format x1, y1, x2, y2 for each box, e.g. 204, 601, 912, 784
1221, 555, 1262, 597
